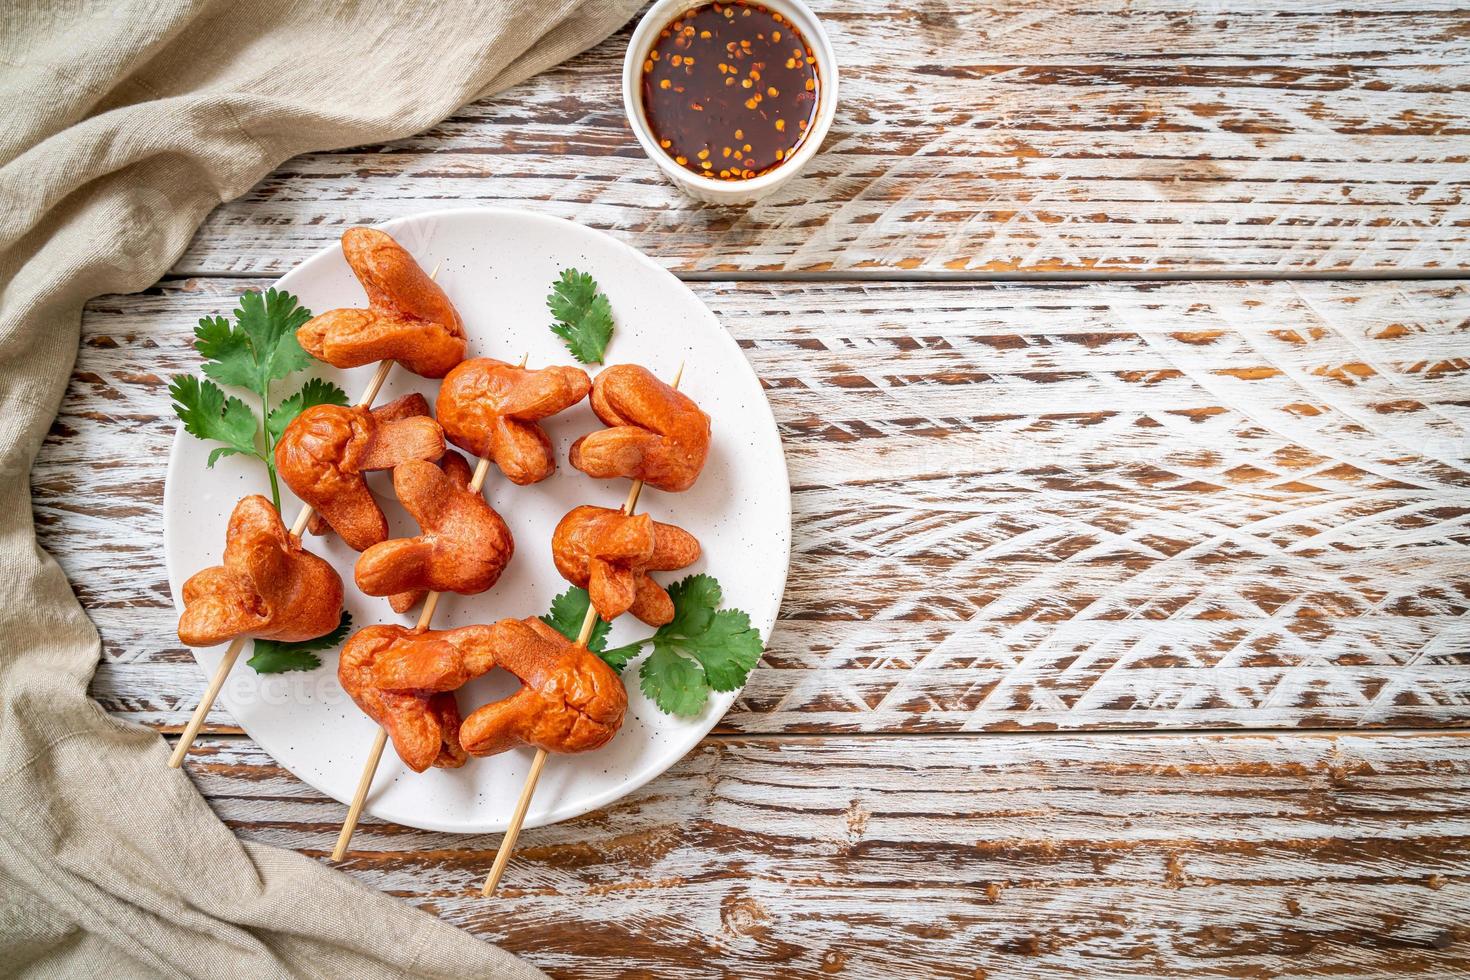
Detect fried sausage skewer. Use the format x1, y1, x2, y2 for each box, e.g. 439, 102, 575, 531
329, 450, 499, 860
552, 505, 700, 626
481, 363, 688, 897
438, 357, 591, 485
168, 362, 397, 769
570, 363, 709, 491
298, 228, 466, 378
275, 394, 446, 552
329, 355, 531, 861
172, 240, 454, 768
355, 451, 514, 612
457, 618, 627, 757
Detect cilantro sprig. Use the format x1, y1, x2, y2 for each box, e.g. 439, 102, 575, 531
542, 576, 764, 717
169, 288, 347, 511
171, 289, 350, 675
546, 268, 614, 364
247, 611, 353, 674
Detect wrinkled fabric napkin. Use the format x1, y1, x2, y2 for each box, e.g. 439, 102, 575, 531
0, 1, 639, 976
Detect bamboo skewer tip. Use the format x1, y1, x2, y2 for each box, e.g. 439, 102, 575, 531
330, 727, 389, 861
482, 749, 548, 896
167, 634, 248, 768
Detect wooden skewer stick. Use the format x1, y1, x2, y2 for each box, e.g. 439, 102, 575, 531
168, 358, 398, 769
481, 361, 684, 896
331, 353, 529, 860
166, 634, 249, 768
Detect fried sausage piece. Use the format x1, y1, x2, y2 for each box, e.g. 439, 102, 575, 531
354, 451, 514, 613
569, 364, 711, 492
436, 358, 590, 485
552, 505, 700, 626
178, 494, 343, 648
296, 227, 467, 379
365, 623, 504, 691
459, 618, 627, 757
384, 451, 468, 614
338, 624, 502, 772
275, 394, 444, 552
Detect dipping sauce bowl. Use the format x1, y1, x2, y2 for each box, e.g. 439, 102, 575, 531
623, 0, 839, 205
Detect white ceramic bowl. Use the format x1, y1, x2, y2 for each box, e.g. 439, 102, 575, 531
622, 0, 839, 205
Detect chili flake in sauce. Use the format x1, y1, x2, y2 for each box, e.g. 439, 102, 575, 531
641, 1, 820, 181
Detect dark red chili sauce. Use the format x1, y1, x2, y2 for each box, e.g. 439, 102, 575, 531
640, 1, 820, 181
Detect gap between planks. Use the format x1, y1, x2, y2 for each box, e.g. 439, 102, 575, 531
156, 269, 1470, 285
165, 726, 1470, 744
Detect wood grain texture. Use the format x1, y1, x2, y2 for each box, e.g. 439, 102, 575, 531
182, 731, 1470, 978
37, 277, 1470, 733
29, 9, 1470, 968
166, 0, 1470, 277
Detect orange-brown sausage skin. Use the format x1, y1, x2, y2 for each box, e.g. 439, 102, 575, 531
551, 505, 699, 625
297, 227, 466, 379
569, 364, 710, 492
459, 618, 627, 757
436, 358, 590, 486
178, 494, 343, 648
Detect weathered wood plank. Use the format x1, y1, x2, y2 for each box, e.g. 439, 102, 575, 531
171, 0, 1470, 277
39, 278, 1470, 733
182, 731, 1470, 979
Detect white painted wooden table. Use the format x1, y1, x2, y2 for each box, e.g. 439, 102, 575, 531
34, 2, 1470, 976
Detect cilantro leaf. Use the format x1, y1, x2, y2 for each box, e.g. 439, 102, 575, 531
685, 607, 761, 690
194, 290, 313, 396
247, 611, 352, 674
195, 315, 257, 390
245, 646, 321, 674
658, 576, 762, 692
169, 375, 260, 467
206, 446, 246, 467
538, 577, 766, 713
635, 574, 765, 717
541, 587, 609, 653
174, 288, 318, 511
236, 288, 314, 387
546, 268, 614, 364
267, 377, 349, 441
639, 645, 711, 716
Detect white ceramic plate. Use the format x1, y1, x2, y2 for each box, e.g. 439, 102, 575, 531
164, 208, 790, 833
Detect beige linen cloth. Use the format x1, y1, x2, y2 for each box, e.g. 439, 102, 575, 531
0, 1, 640, 976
